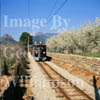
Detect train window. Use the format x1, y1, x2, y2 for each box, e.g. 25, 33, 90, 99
33, 47, 38, 50
40, 47, 43, 50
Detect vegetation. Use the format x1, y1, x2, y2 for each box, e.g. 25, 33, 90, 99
0, 43, 25, 75
46, 17, 100, 55
19, 32, 33, 50
76, 52, 100, 57
1, 57, 16, 75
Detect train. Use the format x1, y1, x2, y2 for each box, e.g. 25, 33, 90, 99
30, 42, 47, 61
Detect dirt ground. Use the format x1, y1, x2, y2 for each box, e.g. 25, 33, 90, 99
48, 54, 100, 89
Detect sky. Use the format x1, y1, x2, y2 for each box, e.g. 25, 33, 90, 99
0, 0, 100, 41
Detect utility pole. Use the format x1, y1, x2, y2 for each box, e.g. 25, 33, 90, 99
0, 55, 1, 76
4, 58, 8, 75
0, 43, 1, 76
28, 36, 29, 52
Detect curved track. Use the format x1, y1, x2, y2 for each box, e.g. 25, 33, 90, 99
37, 62, 94, 100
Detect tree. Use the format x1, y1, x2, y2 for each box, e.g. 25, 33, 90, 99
19, 32, 33, 50
46, 17, 100, 54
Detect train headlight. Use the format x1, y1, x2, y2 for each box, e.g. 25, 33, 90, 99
35, 41, 37, 44
35, 51, 38, 54
43, 51, 45, 54
40, 41, 42, 44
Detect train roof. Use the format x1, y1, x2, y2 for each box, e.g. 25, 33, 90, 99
29, 44, 46, 48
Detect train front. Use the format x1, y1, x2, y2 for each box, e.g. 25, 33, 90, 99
32, 44, 47, 61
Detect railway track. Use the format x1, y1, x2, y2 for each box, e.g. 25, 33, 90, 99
37, 62, 94, 100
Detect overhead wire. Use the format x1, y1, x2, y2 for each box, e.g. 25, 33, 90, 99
53, 0, 68, 15
47, 0, 59, 20
47, 0, 68, 24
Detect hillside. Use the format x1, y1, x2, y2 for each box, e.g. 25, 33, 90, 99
32, 32, 57, 44
0, 34, 17, 44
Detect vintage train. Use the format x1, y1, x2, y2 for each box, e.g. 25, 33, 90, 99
30, 43, 47, 61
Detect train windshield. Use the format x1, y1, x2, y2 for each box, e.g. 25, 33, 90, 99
33, 45, 46, 50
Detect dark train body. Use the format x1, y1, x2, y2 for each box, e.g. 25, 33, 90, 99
30, 44, 47, 61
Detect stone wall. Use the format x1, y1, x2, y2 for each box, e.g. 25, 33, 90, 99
47, 52, 100, 75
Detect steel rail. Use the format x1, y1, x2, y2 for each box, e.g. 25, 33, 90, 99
38, 62, 71, 100
38, 62, 94, 100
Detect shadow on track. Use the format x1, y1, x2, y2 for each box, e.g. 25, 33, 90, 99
46, 56, 52, 61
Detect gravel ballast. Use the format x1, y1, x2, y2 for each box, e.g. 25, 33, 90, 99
28, 53, 60, 100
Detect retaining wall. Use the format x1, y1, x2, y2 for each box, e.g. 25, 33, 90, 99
48, 52, 100, 75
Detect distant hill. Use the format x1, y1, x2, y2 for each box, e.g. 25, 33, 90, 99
0, 34, 17, 44
32, 33, 57, 44
0, 33, 57, 44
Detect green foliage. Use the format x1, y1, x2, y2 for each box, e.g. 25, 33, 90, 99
7, 58, 16, 68
1, 56, 16, 75
19, 32, 33, 50
76, 52, 100, 57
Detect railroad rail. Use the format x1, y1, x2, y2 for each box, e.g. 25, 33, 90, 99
37, 62, 94, 100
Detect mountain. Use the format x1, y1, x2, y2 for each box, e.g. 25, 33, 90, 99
0, 34, 17, 44
32, 33, 57, 44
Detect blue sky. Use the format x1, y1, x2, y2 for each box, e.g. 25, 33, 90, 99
0, 0, 100, 41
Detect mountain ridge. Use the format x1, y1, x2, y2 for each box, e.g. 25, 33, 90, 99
0, 34, 17, 44
32, 32, 57, 43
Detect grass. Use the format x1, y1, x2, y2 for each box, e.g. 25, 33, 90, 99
7, 58, 16, 68
1, 56, 16, 75
75, 52, 100, 58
